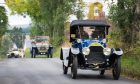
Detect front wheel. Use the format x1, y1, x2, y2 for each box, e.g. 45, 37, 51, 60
99, 70, 105, 75
112, 58, 121, 80
32, 49, 36, 58
71, 55, 78, 79
63, 62, 68, 74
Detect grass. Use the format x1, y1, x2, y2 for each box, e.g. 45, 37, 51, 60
24, 48, 31, 58
121, 56, 140, 79
24, 47, 61, 58
0, 56, 6, 61
53, 46, 61, 58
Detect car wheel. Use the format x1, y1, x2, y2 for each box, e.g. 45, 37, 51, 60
112, 58, 121, 80
71, 55, 78, 79
33, 49, 36, 58
63, 62, 68, 74
8, 55, 11, 58
100, 70, 105, 75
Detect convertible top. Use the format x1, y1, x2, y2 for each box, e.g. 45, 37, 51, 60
70, 20, 110, 42
70, 20, 110, 28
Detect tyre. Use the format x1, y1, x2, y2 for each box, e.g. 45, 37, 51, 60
112, 58, 121, 80
63, 62, 68, 74
100, 70, 105, 75
8, 55, 11, 58
71, 55, 78, 79
32, 49, 36, 58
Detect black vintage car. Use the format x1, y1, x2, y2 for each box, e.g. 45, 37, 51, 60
60, 20, 123, 80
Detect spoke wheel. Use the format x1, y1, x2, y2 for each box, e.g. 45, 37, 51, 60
71, 55, 78, 79
63, 62, 68, 74
100, 70, 105, 75
112, 58, 121, 80
33, 49, 36, 58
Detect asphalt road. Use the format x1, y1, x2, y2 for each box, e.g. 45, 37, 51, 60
0, 58, 139, 84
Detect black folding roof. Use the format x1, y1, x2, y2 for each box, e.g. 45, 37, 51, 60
70, 20, 110, 28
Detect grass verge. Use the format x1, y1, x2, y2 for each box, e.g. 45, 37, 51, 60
122, 56, 140, 79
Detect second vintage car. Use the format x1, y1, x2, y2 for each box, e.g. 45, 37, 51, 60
31, 36, 53, 58
60, 20, 123, 80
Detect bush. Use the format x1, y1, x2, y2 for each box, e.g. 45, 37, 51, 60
121, 46, 140, 79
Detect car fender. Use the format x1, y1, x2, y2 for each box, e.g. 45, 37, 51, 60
109, 48, 123, 66
112, 48, 123, 56
60, 48, 70, 67
71, 47, 80, 55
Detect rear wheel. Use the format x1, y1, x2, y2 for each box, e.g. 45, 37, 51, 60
63, 62, 68, 74
112, 58, 121, 80
71, 55, 78, 79
100, 70, 105, 75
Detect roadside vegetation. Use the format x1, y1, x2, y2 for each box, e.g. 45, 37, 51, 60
108, 0, 140, 79
0, 6, 8, 59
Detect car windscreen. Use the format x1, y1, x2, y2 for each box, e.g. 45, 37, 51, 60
35, 38, 48, 43
76, 26, 105, 40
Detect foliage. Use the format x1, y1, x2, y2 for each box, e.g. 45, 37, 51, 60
109, 0, 140, 48
122, 46, 140, 79
0, 6, 8, 57
8, 27, 25, 48
72, 0, 85, 20
0, 34, 13, 56
24, 48, 30, 58
88, 2, 103, 19
6, 0, 84, 47
0, 6, 8, 45
108, 0, 140, 79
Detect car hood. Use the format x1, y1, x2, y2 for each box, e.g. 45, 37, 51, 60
36, 43, 49, 47
81, 39, 106, 48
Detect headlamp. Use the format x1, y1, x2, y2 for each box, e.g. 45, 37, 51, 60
103, 48, 111, 56
103, 39, 106, 43
82, 47, 90, 55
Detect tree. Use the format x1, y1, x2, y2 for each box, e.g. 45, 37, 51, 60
8, 27, 25, 48
0, 6, 8, 46
109, 0, 140, 47
72, 0, 85, 20
6, 0, 84, 46
88, 2, 103, 20
0, 34, 13, 55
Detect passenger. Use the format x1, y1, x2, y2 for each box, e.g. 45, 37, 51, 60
81, 31, 89, 39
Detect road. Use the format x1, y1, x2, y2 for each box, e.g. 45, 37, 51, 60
0, 58, 139, 84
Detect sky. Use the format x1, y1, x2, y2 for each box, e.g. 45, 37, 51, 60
0, 0, 116, 26
0, 0, 32, 26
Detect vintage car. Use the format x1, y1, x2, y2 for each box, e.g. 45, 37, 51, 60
7, 49, 24, 58
60, 20, 123, 80
31, 36, 53, 58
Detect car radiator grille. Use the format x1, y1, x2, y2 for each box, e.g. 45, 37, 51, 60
86, 46, 105, 64
39, 47, 47, 51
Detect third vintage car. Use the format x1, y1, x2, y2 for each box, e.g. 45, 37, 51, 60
60, 20, 123, 80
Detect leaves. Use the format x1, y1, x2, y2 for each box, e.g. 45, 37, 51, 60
0, 6, 8, 43
6, 0, 84, 46
109, 0, 140, 47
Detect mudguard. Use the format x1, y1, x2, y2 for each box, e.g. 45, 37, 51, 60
60, 48, 70, 67
71, 47, 80, 55
112, 48, 123, 56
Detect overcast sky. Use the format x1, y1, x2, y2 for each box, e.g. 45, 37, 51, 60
0, 0, 32, 26
0, 0, 116, 26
